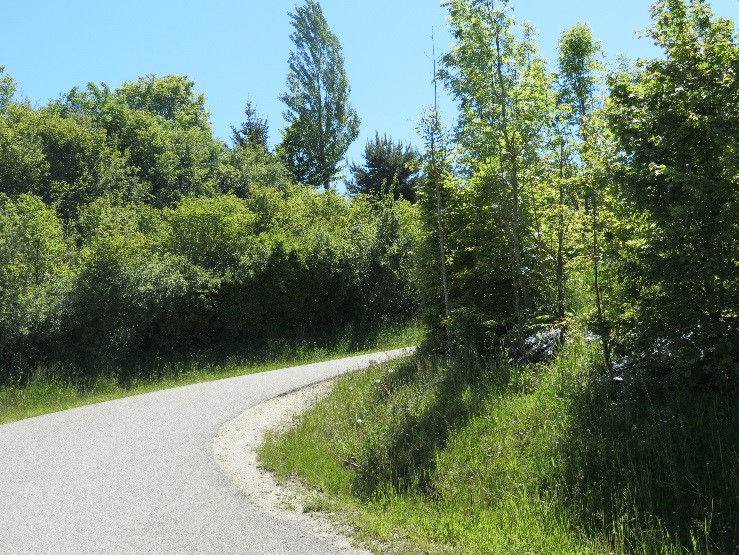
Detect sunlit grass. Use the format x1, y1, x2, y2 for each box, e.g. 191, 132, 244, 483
0, 322, 423, 425
260, 338, 739, 554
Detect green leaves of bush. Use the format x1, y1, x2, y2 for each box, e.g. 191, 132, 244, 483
0, 194, 72, 361
0, 187, 419, 374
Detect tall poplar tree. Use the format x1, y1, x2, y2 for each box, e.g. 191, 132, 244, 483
279, 0, 360, 189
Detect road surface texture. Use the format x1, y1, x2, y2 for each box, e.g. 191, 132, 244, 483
0, 349, 410, 554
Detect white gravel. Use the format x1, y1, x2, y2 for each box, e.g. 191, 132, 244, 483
213, 379, 373, 555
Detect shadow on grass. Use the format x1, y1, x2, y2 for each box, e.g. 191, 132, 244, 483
350, 352, 511, 499
0, 320, 415, 390
557, 376, 739, 552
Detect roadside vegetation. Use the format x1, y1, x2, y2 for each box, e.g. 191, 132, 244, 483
261, 1, 739, 553
0, 323, 422, 425
263, 341, 739, 554
0, 3, 419, 422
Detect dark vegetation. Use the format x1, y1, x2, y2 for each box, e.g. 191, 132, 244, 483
0, 67, 418, 387
348, 133, 420, 203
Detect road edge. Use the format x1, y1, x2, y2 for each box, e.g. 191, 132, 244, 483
212, 349, 415, 554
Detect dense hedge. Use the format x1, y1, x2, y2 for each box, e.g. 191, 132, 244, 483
0, 187, 419, 375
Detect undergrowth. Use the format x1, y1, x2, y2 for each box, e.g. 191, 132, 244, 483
260, 339, 739, 554
0, 322, 422, 425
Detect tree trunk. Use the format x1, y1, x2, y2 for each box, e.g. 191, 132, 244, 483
592, 190, 612, 370
556, 143, 566, 319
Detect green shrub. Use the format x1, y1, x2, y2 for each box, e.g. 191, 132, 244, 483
0, 194, 72, 370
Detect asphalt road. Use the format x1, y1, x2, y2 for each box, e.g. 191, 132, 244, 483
0, 349, 410, 554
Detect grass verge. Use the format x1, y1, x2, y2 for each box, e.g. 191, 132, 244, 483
0, 322, 423, 425
259, 339, 739, 554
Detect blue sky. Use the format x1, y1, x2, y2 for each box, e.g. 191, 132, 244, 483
3, 1, 739, 174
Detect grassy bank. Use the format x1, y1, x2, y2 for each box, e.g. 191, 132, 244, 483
0, 323, 423, 425
260, 340, 739, 554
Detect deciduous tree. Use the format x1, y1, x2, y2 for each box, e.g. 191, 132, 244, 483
608, 0, 739, 383
441, 0, 552, 350
557, 23, 612, 367
279, 0, 359, 189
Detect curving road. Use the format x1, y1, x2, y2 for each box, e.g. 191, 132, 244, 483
0, 349, 410, 554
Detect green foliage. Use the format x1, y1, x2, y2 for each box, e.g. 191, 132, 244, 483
348, 133, 419, 202
35, 106, 130, 220
0, 65, 418, 389
163, 194, 257, 273
219, 142, 291, 198
213, 186, 420, 341
254, 2, 739, 553
230, 100, 270, 150
0, 66, 16, 113
557, 24, 602, 123
116, 73, 211, 131
0, 185, 419, 374
279, 0, 360, 188
555, 23, 616, 368
421, 0, 556, 355
105, 93, 220, 206
607, 0, 739, 383
0, 194, 71, 362
60, 75, 222, 208
64, 199, 217, 359
1, 74, 222, 214
414, 109, 454, 351
0, 101, 140, 221
0, 104, 47, 198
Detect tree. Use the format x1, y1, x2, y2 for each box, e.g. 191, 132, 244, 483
441, 0, 552, 350
0, 66, 16, 113
556, 23, 612, 367
608, 0, 739, 383
0, 193, 71, 359
231, 101, 270, 150
60, 76, 223, 207
219, 145, 291, 198
417, 108, 454, 353
0, 104, 47, 199
223, 102, 289, 197
348, 133, 419, 202
116, 74, 211, 131
279, 0, 360, 189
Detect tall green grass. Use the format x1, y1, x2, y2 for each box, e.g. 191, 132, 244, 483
0, 322, 423, 425
260, 340, 739, 553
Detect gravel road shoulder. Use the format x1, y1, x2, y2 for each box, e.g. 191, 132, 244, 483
213, 379, 373, 555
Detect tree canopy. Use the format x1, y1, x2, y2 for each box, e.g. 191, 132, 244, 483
608, 0, 739, 383
231, 100, 270, 151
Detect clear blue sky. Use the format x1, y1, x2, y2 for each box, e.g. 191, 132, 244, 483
3, 1, 739, 175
